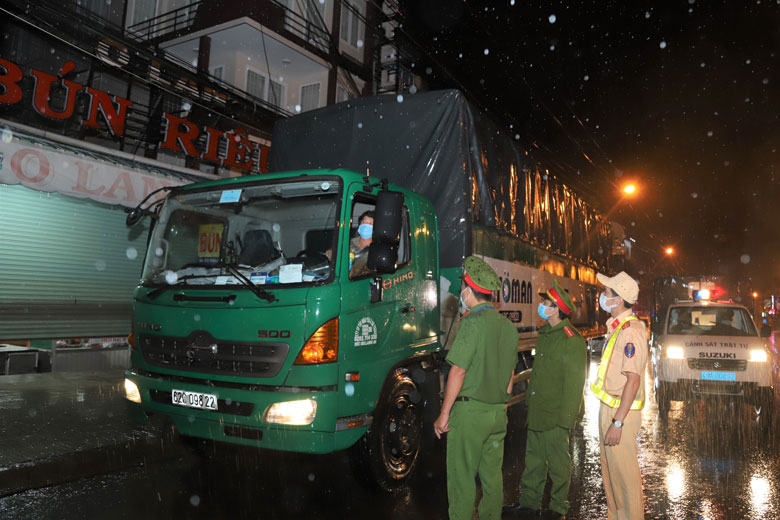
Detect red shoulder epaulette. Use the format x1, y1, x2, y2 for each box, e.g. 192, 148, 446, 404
563, 326, 575, 337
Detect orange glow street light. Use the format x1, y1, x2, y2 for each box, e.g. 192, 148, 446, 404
665, 247, 674, 255
622, 183, 637, 195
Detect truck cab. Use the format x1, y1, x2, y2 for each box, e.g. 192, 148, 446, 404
650, 299, 774, 422
123, 170, 442, 490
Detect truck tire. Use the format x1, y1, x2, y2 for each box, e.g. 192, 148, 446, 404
349, 369, 423, 492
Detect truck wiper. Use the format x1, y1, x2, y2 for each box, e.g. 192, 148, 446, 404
223, 263, 277, 303
144, 274, 218, 300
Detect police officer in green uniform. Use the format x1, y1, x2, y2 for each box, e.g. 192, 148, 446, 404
503, 279, 587, 520
434, 256, 520, 520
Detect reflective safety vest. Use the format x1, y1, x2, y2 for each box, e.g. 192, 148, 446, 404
590, 316, 645, 410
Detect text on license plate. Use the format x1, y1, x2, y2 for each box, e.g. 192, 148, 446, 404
171, 389, 218, 410
700, 371, 736, 381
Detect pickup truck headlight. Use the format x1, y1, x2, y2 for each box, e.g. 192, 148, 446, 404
665, 346, 685, 359
264, 399, 317, 425
749, 349, 768, 362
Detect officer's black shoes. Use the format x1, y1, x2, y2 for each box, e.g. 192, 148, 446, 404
540, 510, 565, 520
501, 504, 540, 518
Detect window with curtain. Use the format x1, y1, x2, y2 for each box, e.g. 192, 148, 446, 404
301, 83, 320, 112
246, 69, 266, 100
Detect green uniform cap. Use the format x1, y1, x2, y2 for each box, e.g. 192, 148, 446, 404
540, 278, 576, 314
463, 256, 502, 293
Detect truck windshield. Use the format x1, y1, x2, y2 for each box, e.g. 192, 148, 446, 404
667, 306, 758, 337
140, 179, 340, 288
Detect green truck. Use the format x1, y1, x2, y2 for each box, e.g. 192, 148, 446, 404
123, 90, 615, 489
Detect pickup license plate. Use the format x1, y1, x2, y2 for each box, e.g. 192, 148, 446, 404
171, 389, 218, 411
701, 371, 736, 382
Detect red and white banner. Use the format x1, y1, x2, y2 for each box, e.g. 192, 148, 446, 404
0, 137, 186, 209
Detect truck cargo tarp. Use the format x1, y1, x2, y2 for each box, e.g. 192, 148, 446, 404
269, 90, 610, 269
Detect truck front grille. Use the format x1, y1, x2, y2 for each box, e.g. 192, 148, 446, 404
687, 358, 747, 371
140, 331, 289, 377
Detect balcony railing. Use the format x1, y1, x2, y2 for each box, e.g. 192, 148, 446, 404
127, 2, 199, 42
126, 0, 333, 55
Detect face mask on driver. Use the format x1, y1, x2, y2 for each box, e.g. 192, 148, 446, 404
358, 224, 373, 240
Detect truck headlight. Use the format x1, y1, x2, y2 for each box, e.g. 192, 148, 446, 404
665, 346, 685, 359
750, 349, 768, 362
124, 378, 142, 403
264, 399, 317, 425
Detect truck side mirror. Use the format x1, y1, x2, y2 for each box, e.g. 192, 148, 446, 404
368, 242, 399, 274
367, 190, 404, 274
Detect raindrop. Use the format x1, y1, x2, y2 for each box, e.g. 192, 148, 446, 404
50, 48, 55, 54
409, 85, 418, 94
658, 212, 663, 217
584, 75, 589, 81
745, 58, 751, 64
105, 0, 111, 4
0, 129, 12, 143
225, 398, 232, 405
645, 11, 651, 19
700, 62, 706, 68
659, 41, 667, 49
691, 192, 698, 198
514, 134, 520, 140
740, 254, 751, 264
95, 260, 107, 271
724, 160, 730, 166
345, 383, 355, 396
425, 67, 432, 74
28, 409, 37, 417
744, 98, 750, 103
707, 130, 713, 137
190, 495, 200, 507
389, 422, 397, 433
510, 0, 515, 5
356, 40, 364, 48
484, 48, 490, 55
126, 247, 138, 260
308, 473, 316, 482
155, 247, 164, 256
357, 122, 363, 129
295, 104, 301, 112
193, 314, 201, 322
548, 14, 557, 23
763, 78, 769, 85
165, 270, 178, 284
549, 44, 556, 51
396, 94, 404, 103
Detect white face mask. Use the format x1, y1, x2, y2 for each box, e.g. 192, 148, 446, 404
599, 292, 619, 312
459, 288, 469, 314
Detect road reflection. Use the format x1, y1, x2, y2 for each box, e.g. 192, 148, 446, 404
560, 358, 780, 519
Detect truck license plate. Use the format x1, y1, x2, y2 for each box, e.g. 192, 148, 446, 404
171, 389, 218, 410
701, 371, 736, 381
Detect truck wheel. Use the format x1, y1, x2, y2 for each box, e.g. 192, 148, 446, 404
656, 380, 671, 418
350, 370, 423, 492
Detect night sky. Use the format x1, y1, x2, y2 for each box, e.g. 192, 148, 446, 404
399, 0, 780, 289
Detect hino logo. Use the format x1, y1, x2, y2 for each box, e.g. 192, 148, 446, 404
698, 352, 736, 359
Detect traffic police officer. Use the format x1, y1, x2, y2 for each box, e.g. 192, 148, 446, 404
504, 279, 587, 520
592, 271, 647, 520
433, 256, 519, 520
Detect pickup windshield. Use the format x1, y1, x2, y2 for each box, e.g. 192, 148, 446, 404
667, 306, 758, 337
141, 179, 340, 288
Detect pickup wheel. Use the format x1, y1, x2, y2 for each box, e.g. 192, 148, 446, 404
655, 380, 671, 418
349, 369, 423, 492
754, 392, 774, 426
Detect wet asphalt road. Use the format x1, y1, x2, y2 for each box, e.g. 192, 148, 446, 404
2, 358, 779, 520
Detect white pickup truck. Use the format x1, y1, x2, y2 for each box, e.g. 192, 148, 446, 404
650, 300, 774, 423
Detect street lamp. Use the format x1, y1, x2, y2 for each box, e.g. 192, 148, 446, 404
665, 247, 674, 255
623, 183, 637, 195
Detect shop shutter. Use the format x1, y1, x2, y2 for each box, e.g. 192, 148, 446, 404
0, 185, 150, 340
